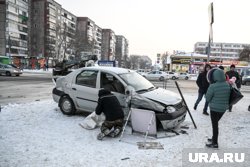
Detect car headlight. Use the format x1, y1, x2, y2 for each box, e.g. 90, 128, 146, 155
166, 106, 176, 113
13, 70, 18, 72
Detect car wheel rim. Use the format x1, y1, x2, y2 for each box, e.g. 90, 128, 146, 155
62, 100, 72, 112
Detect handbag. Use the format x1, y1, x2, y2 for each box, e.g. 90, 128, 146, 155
229, 85, 244, 106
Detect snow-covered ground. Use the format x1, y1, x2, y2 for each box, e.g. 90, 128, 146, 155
1, 92, 250, 167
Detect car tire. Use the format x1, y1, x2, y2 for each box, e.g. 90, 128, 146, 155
185, 76, 189, 80
172, 76, 176, 80
246, 81, 250, 86
6, 71, 11, 76
159, 76, 164, 81
59, 95, 76, 115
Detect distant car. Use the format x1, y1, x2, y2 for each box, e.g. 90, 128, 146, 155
241, 67, 250, 86
52, 66, 187, 130
0, 63, 22, 76
165, 71, 179, 80
136, 69, 149, 76
143, 70, 169, 81
179, 72, 190, 80
242, 76, 250, 86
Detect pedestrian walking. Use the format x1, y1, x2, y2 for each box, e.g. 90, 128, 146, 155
205, 68, 231, 148
194, 64, 212, 115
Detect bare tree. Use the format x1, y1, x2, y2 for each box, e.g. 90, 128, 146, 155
239, 45, 250, 62
129, 55, 139, 69
161, 52, 169, 71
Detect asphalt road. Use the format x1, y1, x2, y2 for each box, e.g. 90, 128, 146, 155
0, 73, 249, 106
0, 73, 54, 105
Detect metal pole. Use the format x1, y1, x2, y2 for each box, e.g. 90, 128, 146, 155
220, 43, 222, 63
175, 81, 197, 129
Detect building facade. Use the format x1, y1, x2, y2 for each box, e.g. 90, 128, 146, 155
76, 17, 102, 60
31, 0, 76, 67
171, 52, 249, 74
0, 0, 29, 67
194, 42, 250, 61
0, 0, 129, 68
115, 35, 128, 67
101, 29, 116, 61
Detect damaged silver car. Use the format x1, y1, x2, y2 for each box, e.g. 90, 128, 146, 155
52, 66, 187, 130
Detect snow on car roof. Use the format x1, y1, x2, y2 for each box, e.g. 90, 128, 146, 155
79, 66, 135, 74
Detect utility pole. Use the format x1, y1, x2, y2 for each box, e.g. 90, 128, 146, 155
207, 2, 214, 62
220, 43, 223, 64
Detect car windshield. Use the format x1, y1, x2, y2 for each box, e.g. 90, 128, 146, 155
119, 72, 155, 92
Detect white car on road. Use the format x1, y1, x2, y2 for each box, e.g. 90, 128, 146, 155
165, 71, 179, 80
52, 66, 187, 130
179, 72, 190, 80
143, 70, 169, 81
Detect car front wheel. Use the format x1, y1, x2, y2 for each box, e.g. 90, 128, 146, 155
185, 76, 189, 80
172, 76, 176, 80
59, 95, 76, 115
6, 71, 11, 76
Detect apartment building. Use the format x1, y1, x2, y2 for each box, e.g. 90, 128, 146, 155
101, 29, 116, 61
31, 0, 76, 67
0, 0, 29, 66
115, 35, 128, 67
76, 17, 102, 60
194, 42, 250, 60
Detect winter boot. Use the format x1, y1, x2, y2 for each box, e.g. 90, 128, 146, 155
206, 143, 218, 148
194, 104, 197, 110
97, 129, 112, 140
203, 110, 209, 115
207, 138, 212, 142
109, 128, 121, 138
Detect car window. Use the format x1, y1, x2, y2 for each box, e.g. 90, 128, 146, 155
119, 72, 154, 92
100, 72, 125, 93
76, 70, 98, 88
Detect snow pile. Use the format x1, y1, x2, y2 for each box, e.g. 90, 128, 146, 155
0, 94, 250, 167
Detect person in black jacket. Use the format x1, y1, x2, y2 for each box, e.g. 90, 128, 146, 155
194, 64, 212, 115
226, 64, 241, 112
95, 89, 124, 140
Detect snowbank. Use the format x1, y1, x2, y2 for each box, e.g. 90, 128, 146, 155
0, 94, 250, 167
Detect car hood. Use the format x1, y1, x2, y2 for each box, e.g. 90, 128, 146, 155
140, 87, 182, 105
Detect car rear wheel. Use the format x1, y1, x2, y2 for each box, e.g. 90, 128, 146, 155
159, 76, 164, 81
6, 71, 11, 76
185, 76, 189, 80
172, 76, 176, 80
59, 95, 76, 115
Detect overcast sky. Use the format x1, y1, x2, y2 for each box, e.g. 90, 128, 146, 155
56, 0, 250, 62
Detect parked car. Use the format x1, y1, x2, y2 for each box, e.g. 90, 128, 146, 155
179, 72, 190, 80
52, 66, 187, 130
143, 70, 169, 81
241, 67, 250, 86
0, 63, 22, 76
165, 71, 179, 80
136, 69, 149, 76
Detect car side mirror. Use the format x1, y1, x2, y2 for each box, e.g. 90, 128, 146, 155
125, 85, 135, 96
